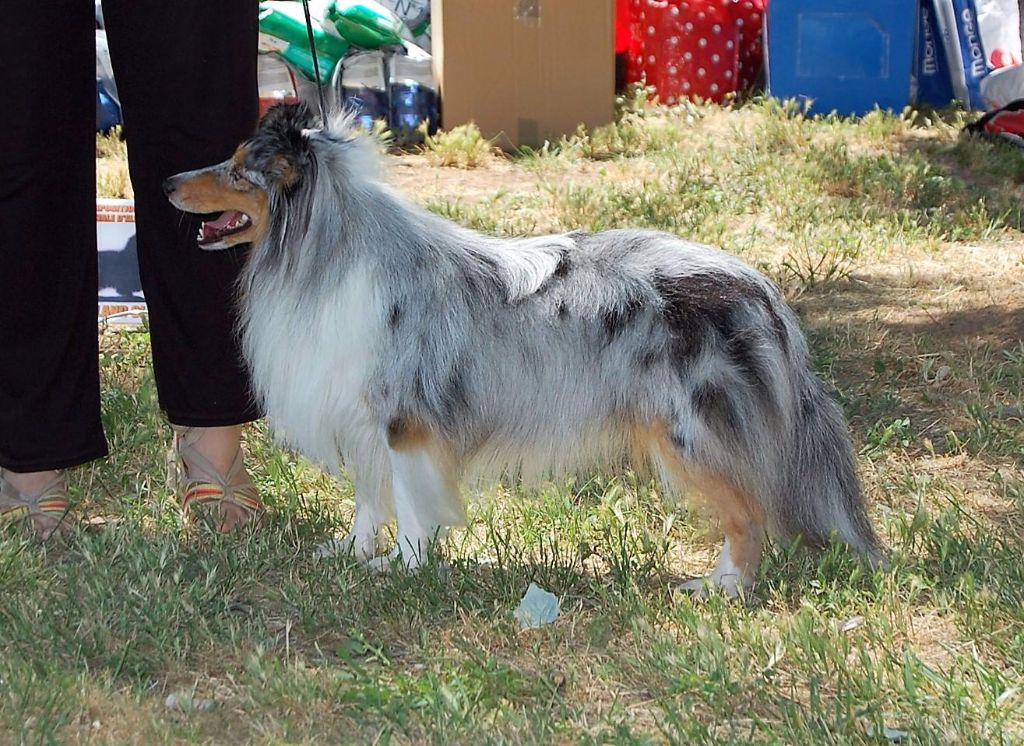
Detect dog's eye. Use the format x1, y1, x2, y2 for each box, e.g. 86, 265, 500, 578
229, 170, 253, 191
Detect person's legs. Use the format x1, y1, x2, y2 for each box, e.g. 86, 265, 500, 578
102, 0, 259, 425
0, 2, 107, 535
103, 0, 263, 528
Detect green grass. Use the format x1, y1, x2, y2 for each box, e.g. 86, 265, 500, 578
13, 101, 1022, 743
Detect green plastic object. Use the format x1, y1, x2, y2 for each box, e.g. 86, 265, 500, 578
327, 1, 407, 49
277, 44, 336, 85
258, 2, 349, 83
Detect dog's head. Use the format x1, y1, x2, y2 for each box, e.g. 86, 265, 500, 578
163, 103, 318, 250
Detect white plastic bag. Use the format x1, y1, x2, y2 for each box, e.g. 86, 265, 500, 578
981, 62, 1024, 107
976, 0, 1021, 68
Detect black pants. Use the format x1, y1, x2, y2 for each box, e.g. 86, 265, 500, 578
0, 1, 260, 472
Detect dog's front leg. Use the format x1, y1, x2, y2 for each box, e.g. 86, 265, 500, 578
367, 419, 465, 572
341, 473, 393, 561
315, 450, 393, 561
343, 507, 387, 560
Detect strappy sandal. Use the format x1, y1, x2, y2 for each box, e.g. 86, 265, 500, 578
172, 427, 264, 532
0, 468, 74, 539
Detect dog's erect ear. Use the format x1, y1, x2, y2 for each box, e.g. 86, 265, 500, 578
260, 101, 318, 135
265, 154, 300, 188
247, 103, 319, 191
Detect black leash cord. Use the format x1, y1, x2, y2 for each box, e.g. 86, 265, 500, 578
300, 0, 329, 122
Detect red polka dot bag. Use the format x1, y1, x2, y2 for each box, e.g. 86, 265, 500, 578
628, 0, 766, 105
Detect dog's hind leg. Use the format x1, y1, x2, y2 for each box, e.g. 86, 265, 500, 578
368, 418, 467, 571
676, 471, 766, 599
646, 422, 766, 599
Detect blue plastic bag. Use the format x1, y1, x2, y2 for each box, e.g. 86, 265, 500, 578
96, 80, 121, 133
932, 0, 990, 109
914, 0, 956, 106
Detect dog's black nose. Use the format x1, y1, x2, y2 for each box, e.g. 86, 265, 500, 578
161, 178, 176, 196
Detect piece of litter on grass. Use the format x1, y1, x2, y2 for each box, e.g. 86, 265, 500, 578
513, 583, 560, 630
164, 692, 216, 712
839, 615, 865, 633
931, 365, 952, 387
996, 687, 1019, 706
866, 723, 908, 742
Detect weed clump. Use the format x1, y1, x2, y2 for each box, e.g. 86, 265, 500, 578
423, 123, 496, 168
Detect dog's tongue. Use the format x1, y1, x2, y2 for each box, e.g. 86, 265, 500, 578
202, 210, 245, 240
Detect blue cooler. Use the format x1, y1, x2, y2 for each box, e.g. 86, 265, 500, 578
765, 0, 918, 116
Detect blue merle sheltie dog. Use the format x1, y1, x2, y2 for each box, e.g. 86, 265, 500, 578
164, 104, 882, 596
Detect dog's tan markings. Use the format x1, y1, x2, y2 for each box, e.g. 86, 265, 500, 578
386, 417, 432, 451
690, 471, 766, 576
270, 155, 299, 188
633, 419, 682, 478
230, 144, 248, 171
626, 419, 658, 478
173, 170, 230, 213
643, 420, 766, 580
170, 152, 271, 247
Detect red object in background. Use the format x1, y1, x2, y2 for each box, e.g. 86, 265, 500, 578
616, 0, 635, 54
966, 99, 1024, 147
627, 0, 765, 105
257, 55, 300, 119
258, 94, 300, 119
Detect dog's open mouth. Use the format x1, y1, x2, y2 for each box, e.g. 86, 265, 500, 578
197, 210, 251, 246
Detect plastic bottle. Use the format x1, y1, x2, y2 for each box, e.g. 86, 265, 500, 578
388, 43, 438, 142
258, 1, 349, 84
258, 53, 300, 118
340, 51, 390, 130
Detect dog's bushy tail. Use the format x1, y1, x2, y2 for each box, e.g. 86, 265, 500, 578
766, 372, 884, 564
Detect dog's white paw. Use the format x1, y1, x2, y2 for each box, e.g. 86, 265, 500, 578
364, 544, 452, 577
313, 537, 351, 561
314, 530, 383, 562
365, 546, 423, 573
678, 572, 746, 600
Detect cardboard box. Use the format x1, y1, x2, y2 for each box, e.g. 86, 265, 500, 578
431, 0, 615, 148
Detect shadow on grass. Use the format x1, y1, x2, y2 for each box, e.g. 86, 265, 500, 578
895, 123, 1024, 194
792, 268, 1023, 459
798, 274, 1024, 350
